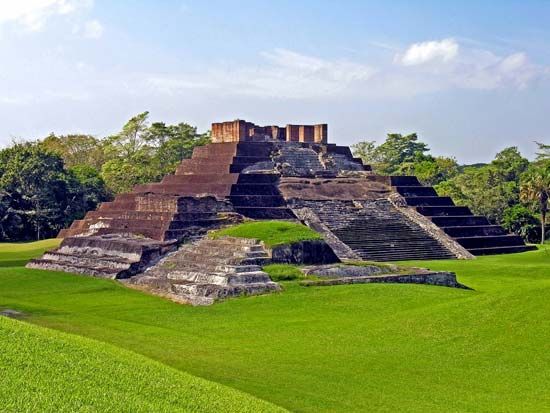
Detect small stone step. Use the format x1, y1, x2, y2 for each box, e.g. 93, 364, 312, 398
26, 259, 122, 278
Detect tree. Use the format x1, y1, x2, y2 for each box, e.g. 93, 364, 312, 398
491, 147, 529, 182
535, 142, 550, 161
351, 140, 380, 167
0, 142, 110, 241
104, 111, 151, 160
100, 157, 147, 196
0, 143, 70, 240
41, 133, 105, 170
69, 165, 112, 212
501, 205, 541, 243
101, 113, 211, 193
0, 191, 23, 240
352, 133, 430, 175
520, 164, 550, 244
435, 165, 515, 223
397, 156, 459, 186
146, 122, 210, 177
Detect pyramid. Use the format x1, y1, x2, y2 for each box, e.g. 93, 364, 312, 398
28, 119, 532, 279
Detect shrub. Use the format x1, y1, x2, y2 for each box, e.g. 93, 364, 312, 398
502, 205, 541, 243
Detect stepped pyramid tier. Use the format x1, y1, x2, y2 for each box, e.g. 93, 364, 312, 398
126, 236, 280, 306
29, 119, 532, 283
27, 234, 177, 279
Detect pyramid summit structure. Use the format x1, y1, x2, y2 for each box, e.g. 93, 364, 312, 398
28, 119, 532, 281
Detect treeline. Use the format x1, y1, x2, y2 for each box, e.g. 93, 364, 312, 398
0, 112, 210, 241
352, 135, 550, 244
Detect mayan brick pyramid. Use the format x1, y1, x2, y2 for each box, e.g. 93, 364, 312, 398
28, 119, 531, 279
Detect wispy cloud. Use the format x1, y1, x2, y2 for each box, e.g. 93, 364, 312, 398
147, 48, 377, 99
145, 41, 548, 100
0, 0, 93, 31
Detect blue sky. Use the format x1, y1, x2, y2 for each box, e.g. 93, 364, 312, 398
0, 0, 549, 163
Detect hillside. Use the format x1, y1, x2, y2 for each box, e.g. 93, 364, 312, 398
0, 316, 285, 413
0, 241, 549, 412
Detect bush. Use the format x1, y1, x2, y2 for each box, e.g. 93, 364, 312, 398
502, 205, 541, 243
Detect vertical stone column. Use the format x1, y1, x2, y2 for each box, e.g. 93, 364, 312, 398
314, 124, 328, 144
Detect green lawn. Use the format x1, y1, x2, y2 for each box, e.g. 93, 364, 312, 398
0, 238, 60, 267
1, 241, 549, 412
210, 220, 322, 247
0, 316, 284, 413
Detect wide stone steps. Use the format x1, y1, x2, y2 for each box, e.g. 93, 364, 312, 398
27, 235, 176, 279
466, 245, 535, 255
441, 225, 507, 237
230, 195, 288, 207
390, 175, 532, 256
395, 186, 437, 197
162, 174, 239, 184
295, 200, 455, 261
404, 196, 454, 206
237, 173, 279, 184
41, 251, 133, 269
231, 184, 282, 195
128, 236, 280, 305
133, 183, 233, 196
233, 207, 296, 220
26, 259, 123, 278
416, 206, 473, 216
454, 234, 525, 249
430, 215, 490, 226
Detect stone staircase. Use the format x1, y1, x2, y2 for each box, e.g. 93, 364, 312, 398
26, 234, 177, 278
292, 200, 456, 261
230, 173, 296, 220
391, 176, 534, 255
127, 237, 280, 305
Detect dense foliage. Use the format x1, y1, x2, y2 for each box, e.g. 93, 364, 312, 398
353, 136, 549, 243
0, 113, 210, 241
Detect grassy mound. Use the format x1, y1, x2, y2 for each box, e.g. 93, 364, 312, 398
1, 240, 549, 412
210, 220, 322, 247
0, 316, 284, 413
0, 239, 60, 267
263, 264, 305, 281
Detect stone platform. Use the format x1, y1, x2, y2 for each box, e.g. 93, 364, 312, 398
299, 263, 467, 289
126, 237, 280, 305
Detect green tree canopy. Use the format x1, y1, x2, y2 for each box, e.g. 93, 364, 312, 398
40, 133, 105, 170
520, 163, 550, 244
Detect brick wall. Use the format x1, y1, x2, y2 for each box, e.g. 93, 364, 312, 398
212, 120, 328, 143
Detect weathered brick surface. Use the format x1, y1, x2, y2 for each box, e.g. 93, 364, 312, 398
212, 120, 328, 143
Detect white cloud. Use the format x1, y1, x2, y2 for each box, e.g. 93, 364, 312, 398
399, 38, 459, 66
148, 48, 376, 99
0, 0, 93, 31
146, 44, 547, 100
83, 19, 102, 38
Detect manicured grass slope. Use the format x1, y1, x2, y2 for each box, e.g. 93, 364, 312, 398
0, 238, 60, 267
1, 241, 549, 412
0, 316, 284, 413
211, 220, 322, 247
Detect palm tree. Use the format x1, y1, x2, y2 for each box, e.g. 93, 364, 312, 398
520, 164, 550, 244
